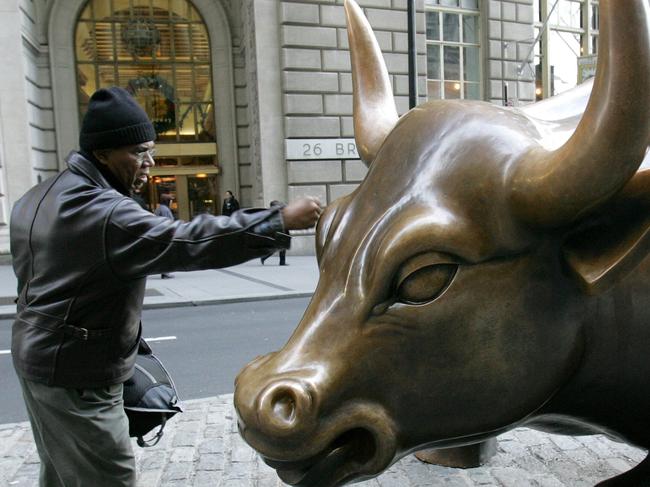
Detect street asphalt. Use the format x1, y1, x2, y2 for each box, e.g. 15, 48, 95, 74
0, 255, 646, 486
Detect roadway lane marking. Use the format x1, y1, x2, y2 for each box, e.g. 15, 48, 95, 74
144, 336, 177, 342
0, 337, 177, 356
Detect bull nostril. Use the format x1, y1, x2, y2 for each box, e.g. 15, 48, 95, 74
258, 380, 314, 434
273, 394, 296, 423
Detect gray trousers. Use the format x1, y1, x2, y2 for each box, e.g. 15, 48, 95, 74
18, 376, 136, 487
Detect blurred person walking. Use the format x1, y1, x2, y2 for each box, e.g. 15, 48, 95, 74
154, 194, 175, 279
261, 201, 288, 266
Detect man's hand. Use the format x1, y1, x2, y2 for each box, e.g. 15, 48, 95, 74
281, 197, 322, 230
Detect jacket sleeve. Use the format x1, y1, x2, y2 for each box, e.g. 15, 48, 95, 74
105, 197, 290, 280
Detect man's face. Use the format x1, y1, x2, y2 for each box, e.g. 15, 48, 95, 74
95, 141, 155, 191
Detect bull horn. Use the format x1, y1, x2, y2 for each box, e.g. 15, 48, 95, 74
345, 0, 399, 166
511, 0, 650, 227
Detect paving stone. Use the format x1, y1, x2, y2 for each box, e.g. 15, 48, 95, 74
550, 434, 583, 451
580, 436, 618, 459
203, 424, 224, 438
170, 446, 196, 463
607, 442, 646, 463
199, 437, 225, 455
177, 411, 204, 423
139, 451, 167, 471
465, 469, 499, 485
158, 480, 188, 487
605, 457, 635, 473
543, 457, 593, 486
161, 461, 193, 482
498, 437, 529, 457
254, 459, 286, 487
192, 470, 223, 487
511, 450, 553, 476
196, 452, 225, 471
492, 466, 537, 487
137, 469, 162, 487
230, 433, 256, 463
533, 474, 566, 487
172, 430, 199, 447
375, 467, 412, 486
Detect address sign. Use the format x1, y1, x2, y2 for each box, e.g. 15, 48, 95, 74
286, 138, 359, 160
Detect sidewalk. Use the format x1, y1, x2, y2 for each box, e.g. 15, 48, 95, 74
0, 256, 320, 319
0, 256, 646, 486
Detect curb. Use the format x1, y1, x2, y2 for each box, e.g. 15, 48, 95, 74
0, 292, 315, 320
142, 291, 314, 310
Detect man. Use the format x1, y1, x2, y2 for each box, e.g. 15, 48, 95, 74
10, 87, 321, 487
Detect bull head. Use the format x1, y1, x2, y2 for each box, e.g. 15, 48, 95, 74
235, 1, 650, 486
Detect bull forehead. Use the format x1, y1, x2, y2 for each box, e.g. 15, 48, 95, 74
371, 100, 540, 195
322, 101, 539, 272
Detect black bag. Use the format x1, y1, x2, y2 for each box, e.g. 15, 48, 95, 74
123, 338, 183, 447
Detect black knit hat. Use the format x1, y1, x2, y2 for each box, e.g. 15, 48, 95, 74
79, 87, 156, 152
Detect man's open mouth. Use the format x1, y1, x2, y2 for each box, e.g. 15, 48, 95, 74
133, 173, 148, 189
262, 428, 378, 487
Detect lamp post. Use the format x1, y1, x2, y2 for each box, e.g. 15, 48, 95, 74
407, 0, 417, 109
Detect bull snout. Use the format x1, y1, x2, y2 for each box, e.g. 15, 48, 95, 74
235, 356, 320, 453
235, 355, 399, 487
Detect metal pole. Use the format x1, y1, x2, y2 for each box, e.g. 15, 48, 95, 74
407, 0, 417, 108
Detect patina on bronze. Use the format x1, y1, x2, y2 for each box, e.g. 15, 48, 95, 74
234, 0, 650, 485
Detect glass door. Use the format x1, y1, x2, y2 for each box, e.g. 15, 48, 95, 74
187, 174, 218, 218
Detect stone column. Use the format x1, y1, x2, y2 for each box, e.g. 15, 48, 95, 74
250, 0, 287, 207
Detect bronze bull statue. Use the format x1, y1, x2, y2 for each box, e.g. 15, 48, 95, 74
234, 0, 650, 485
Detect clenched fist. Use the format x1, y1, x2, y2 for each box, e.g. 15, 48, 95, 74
281, 197, 322, 230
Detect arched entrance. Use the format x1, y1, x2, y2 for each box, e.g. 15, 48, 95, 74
48, 0, 239, 219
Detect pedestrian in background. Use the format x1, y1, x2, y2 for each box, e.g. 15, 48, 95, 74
261, 200, 288, 266
221, 190, 239, 216
9, 86, 322, 487
154, 193, 175, 279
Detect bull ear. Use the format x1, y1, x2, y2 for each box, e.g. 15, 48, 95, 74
562, 168, 650, 295
345, 0, 399, 166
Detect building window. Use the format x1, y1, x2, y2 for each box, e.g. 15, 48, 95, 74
533, 0, 599, 100
75, 0, 215, 144
425, 0, 481, 100
75, 0, 221, 221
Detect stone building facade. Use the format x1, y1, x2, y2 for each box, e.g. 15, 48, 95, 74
0, 0, 598, 254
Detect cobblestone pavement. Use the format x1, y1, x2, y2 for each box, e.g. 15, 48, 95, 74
1, 394, 646, 487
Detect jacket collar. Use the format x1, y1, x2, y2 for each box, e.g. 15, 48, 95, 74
66, 151, 130, 196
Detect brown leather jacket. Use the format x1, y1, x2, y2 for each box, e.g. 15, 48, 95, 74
10, 152, 289, 388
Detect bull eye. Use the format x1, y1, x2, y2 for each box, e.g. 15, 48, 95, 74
396, 263, 457, 305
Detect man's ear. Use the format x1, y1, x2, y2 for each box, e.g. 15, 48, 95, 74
93, 149, 110, 164
562, 169, 650, 295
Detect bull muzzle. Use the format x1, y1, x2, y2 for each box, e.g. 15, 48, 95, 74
235, 355, 398, 487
